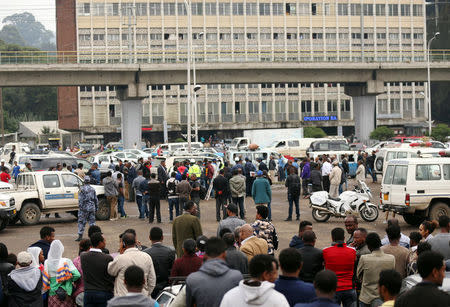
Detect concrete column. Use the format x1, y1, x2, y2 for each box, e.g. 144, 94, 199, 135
353, 96, 376, 143
121, 99, 143, 149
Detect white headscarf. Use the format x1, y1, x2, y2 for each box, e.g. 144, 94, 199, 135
44, 240, 65, 276
26, 247, 42, 268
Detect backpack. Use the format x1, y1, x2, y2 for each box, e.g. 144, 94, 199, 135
167, 180, 176, 195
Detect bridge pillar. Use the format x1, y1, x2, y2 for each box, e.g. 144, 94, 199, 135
345, 80, 385, 143
117, 83, 148, 149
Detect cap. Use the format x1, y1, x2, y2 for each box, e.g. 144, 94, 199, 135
0, 159, 4, 163
257, 170, 263, 176
17, 251, 33, 266
226, 203, 238, 214
84, 176, 90, 183
256, 157, 262, 161
190, 159, 196, 163
212, 158, 217, 162
234, 157, 240, 162
245, 157, 250, 161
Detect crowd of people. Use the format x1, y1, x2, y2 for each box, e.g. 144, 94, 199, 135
0, 203, 448, 307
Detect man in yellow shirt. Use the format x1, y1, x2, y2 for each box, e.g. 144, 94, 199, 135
378, 269, 402, 307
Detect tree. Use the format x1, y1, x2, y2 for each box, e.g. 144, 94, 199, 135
370, 126, 395, 141
0, 25, 26, 46
304, 127, 327, 138
431, 123, 450, 142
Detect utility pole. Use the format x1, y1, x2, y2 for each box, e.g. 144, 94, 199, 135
0, 88, 4, 146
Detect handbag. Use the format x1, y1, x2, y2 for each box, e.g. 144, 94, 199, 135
55, 286, 67, 301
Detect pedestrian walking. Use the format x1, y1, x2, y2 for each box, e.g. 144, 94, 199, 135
75, 176, 98, 242
116, 173, 127, 218
166, 172, 180, 221
190, 174, 202, 217
300, 158, 311, 197
356, 160, 366, 188
321, 159, 332, 192
252, 171, 272, 218
285, 167, 301, 221
229, 169, 246, 219
329, 160, 342, 198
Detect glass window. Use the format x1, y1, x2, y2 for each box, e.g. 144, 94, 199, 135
163, 3, 176, 15
397, 152, 408, 159
392, 165, 408, 185
386, 152, 396, 162
259, 3, 271, 15
401, 4, 410, 16
177, 3, 187, 15
376, 4, 385, 16
43, 175, 61, 189
276, 141, 287, 148
363, 4, 373, 16
338, 3, 348, 16
298, 3, 309, 15
416, 165, 441, 181
288, 140, 300, 147
443, 165, 450, 180
272, 3, 284, 15
413, 4, 423, 16
323, 3, 331, 15
388, 4, 398, 16
246, 3, 257, 15
62, 174, 81, 187
384, 165, 395, 184
219, 3, 230, 15
191, 3, 203, 15
351, 4, 361, 16
205, 3, 216, 15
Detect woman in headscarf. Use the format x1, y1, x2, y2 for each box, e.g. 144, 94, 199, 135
43, 240, 80, 307
27, 247, 45, 272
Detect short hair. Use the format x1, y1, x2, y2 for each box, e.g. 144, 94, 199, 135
299, 220, 313, 232
417, 242, 432, 256
79, 238, 92, 253
0, 243, 8, 260
171, 172, 176, 178
279, 248, 303, 273
222, 233, 235, 247
205, 237, 227, 258
218, 228, 232, 239
196, 236, 208, 252
409, 231, 422, 244
331, 228, 345, 242
438, 215, 449, 228
124, 265, 145, 288
90, 232, 104, 248
183, 239, 196, 255
417, 251, 444, 279
106, 171, 112, 177
386, 225, 401, 241
421, 220, 438, 234
355, 227, 368, 236
387, 219, 400, 228
346, 215, 358, 224
123, 229, 137, 237
150, 227, 163, 241
219, 169, 224, 175
232, 169, 238, 176
256, 205, 269, 219
314, 270, 338, 294
366, 232, 382, 250
378, 270, 402, 297
302, 230, 317, 244
78, 163, 83, 169
249, 254, 276, 279
40, 226, 55, 239
150, 173, 156, 179
117, 173, 122, 179
184, 200, 195, 211
88, 225, 102, 238
122, 233, 136, 247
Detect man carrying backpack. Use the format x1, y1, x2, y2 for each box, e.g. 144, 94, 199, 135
285, 168, 301, 221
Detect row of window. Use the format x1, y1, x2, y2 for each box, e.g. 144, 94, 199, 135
384, 164, 450, 184
78, 2, 424, 17
378, 98, 425, 113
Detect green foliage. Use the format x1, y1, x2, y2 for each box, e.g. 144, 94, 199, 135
431, 124, 450, 142
174, 137, 185, 143
370, 126, 395, 141
0, 25, 26, 46
304, 127, 327, 138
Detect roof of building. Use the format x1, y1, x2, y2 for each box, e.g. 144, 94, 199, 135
18, 121, 70, 138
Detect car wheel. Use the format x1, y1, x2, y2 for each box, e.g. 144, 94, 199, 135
19, 203, 41, 226
95, 197, 110, 221
429, 202, 449, 221
403, 213, 426, 226
375, 158, 383, 172
0, 219, 8, 231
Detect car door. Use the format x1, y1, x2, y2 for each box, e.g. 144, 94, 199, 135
389, 164, 408, 206
42, 174, 67, 208
61, 173, 83, 207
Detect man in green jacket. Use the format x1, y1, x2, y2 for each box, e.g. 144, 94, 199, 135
172, 201, 203, 257
252, 171, 272, 205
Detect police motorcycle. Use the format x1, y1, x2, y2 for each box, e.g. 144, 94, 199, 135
309, 181, 379, 222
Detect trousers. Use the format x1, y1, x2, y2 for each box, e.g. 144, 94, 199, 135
77, 210, 95, 235
232, 196, 245, 219
148, 197, 161, 222
106, 196, 117, 219
216, 196, 228, 221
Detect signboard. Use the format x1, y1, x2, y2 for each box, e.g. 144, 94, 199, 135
303, 116, 338, 121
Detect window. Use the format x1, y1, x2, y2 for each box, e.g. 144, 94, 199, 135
415, 98, 424, 111
272, 3, 284, 15
312, 33, 323, 39
386, 152, 396, 162
323, 3, 331, 15
233, 33, 244, 40
389, 33, 399, 40
62, 174, 81, 187
136, 34, 147, 41
444, 165, 450, 180
260, 33, 271, 40
402, 33, 411, 39
288, 140, 300, 147
363, 4, 373, 16
302, 100, 312, 112
383, 165, 394, 184
206, 33, 217, 40
107, 33, 119, 41
93, 34, 104, 41
43, 174, 61, 188
248, 101, 259, 114
413, 33, 423, 40
259, 3, 271, 15
352, 33, 361, 39
298, 3, 309, 15
390, 99, 400, 113
401, 4, 410, 16
341, 100, 351, 112
205, 3, 216, 15
246, 3, 257, 15
351, 4, 361, 16
338, 3, 348, 16
135, 3, 147, 16
413, 4, 423, 16
191, 3, 203, 15
327, 100, 337, 112
92, 3, 105, 16
287, 33, 297, 40
177, 3, 187, 15
79, 34, 91, 41
392, 165, 408, 185
219, 3, 230, 15
150, 33, 162, 40
416, 165, 441, 181
163, 3, 176, 15
121, 3, 134, 15
311, 3, 317, 15
219, 33, 231, 40
79, 2, 90, 15
286, 3, 296, 15
376, 4, 385, 16
388, 4, 398, 16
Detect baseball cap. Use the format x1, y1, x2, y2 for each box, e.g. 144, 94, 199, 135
257, 170, 263, 176
17, 251, 33, 266
226, 203, 238, 214
234, 157, 240, 162
190, 159, 196, 163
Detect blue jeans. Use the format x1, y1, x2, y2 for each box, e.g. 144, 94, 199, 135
359, 298, 383, 307
136, 195, 145, 218
117, 195, 126, 217
84, 290, 113, 307
288, 193, 300, 219
335, 289, 357, 307
232, 196, 245, 219
142, 194, 150, 217
368, 167, 377, 182
168, 198, 180, 220
268, 201, 272, 220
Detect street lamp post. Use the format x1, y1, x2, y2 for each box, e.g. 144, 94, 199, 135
426, 32, 439, 135
192, 32, 203, 143
184, 0, 192, 152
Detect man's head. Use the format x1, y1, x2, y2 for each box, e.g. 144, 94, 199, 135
417, 251, 445, 286
365, 232, 382, 252
182, 239, 196, 256
378, 269, 402, 302
122, 232, 136, 249
181, 174, 187, 181
88, 225, 102, 239
438, 215, 450, 233
190, 174, 197, 180
386, 224, 401, 243
331, 227, 345, 243
150, 227, 163, 243
222, 233, 236, 248
256, 205, 269, 220
279, 248, 303, 276
409, 231, 422, 248
249, 254, 279, 283
313, 270, 338, 298
205, 237, 226, 260
90, 232, 106, 250
16, 251, 33, 267
302, 230, 317, 246
239, 224, 254, 242
344, 215, 358, 236
184, 201, 198, 216
353, 228, 368, 247
40, 226, 55, 243
124, 265, 145, 293
226, 203, 238, 217
299, 220, 313, 237
150, 173, 156, 179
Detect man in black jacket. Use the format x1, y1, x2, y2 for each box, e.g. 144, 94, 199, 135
223, 232, 248, 274
297, 230, 324, 283
366, 151, 377, 183
395, 250, 450, 307
148, 174, 161, 223
257, 157, 268, 172
143, 227, 176, 298
157, 160, 168, 199
285, 168, 301, 221
213, 169, 229, 221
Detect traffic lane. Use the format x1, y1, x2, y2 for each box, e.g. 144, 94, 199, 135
0, 177, 418, 259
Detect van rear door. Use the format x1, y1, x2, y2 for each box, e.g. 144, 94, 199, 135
382, 161, 408, 206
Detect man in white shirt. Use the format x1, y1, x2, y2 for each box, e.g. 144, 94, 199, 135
321, 159, 332, 192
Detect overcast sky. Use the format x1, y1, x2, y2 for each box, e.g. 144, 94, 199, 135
0, 0, 56, 33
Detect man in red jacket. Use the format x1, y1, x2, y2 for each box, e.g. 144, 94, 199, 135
322, 227, 356, 307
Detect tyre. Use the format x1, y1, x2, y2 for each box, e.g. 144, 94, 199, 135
359, 204, 379, 222
19, 203, 41, 226
312, 208, 331, 222
0, 219, 8, 231
375, 158, 383, 173
403, 213, 426, 226
95, 198, 110, 221
429, 202, 449, 221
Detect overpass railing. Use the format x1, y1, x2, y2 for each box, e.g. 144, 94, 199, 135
0, 49, 449, 65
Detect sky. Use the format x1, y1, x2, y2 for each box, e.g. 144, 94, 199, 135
0, 0, 56, 33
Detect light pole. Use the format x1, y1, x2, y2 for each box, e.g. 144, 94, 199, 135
426, 32, 439, 135
192, 32, 203, 142
183, 0, 192, 152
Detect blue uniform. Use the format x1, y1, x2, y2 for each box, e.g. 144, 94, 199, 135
78, 184, 98, 235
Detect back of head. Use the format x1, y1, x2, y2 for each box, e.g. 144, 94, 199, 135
387, 218, 400, 228
249, 254, 276, 279
205, 237, 226, 258
256, 205, 269, 219
417, 251, 444, 280
279, 248, 302, 273
183, 239, 196, 255
88, 225, 102, 238
222, 233, 235, 248
124, 265, 145, 289
438, 215, 449, 228
409, 231, 422, 245
0, 243, 8, 260
79, 239, 92, 254
386, 225, 401, 242
184, 200, 195, 211
90, 232, 104, 248
196, 236, 208, 252
378, 269, 402, 297
365, 232, 381, 251
302, 230, 317, 244
299, 220, 313, 233
219, 228, 232, 239
151, 173, 156, 179
314, 270, 338, 294
417, 242, 432, 256
150, 227, 163, 241
331, 227, 345, 242
122, 233, 136, 247
40, 226, 55, 239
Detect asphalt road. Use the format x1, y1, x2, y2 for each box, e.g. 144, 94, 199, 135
0, 176, 419, 259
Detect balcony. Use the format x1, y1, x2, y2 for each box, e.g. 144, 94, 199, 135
152, 116, 164, 124
222, 114, 233, 123
262, 113, 273, 121
235, 114, 246, 122
110, 117, 121, 125
289, 113, 299, 121
275, 113, 286, 121
208, 114, 219, 123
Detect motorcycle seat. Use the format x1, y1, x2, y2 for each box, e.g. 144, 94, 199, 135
329, 196, 341, 201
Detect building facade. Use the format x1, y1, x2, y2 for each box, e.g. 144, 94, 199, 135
56, 0, 429, 140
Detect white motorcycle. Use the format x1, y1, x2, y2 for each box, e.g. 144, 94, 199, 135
309, 181, 379, 223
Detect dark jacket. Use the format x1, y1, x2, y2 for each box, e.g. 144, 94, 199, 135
341, 159, 349, 174
394, 281, 450, 307
310, 170, 322, 187
213, 175, 229, 198
366, 154, 376, 169
157, 165, 168, 183
285, 174, 301, 196
294, 297, 340, 307
7, 266, 43, 307
143, 243, 176, 298
274, 276, 316, 306
258, 162, 268, 172
225, 246, 248, 274
244, 162, 256, 176
298, 244, 324, 283
148, 179, 161, 199
289, 235, 304, 249
0, 261, 14, 299
29, 240, 51, 260
269, 159, 277, 171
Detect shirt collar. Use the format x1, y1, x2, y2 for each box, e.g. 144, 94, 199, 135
89, 248, 102, 253
126, 292, 143, 296
242, 235, 255, 245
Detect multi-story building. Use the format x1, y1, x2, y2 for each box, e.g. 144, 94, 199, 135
56, 0, 429, 141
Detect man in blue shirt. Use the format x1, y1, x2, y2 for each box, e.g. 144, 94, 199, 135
275, 248, 316, 306
11, 161, 20, 181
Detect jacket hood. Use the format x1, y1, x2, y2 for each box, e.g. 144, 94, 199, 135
239, 280, 275, 305
229, 176, 245, 189
289, 235, 304, 249
9, 266, 41, 292
198, 258, 230, 277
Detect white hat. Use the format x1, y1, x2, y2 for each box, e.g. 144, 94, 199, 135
190, 159, 196, 163
234, 157, 240, 162
0, 159, 4, 163
17, 251, 33, 266
332, 160, 339, 166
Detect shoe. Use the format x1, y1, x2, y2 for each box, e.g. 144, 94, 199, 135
296, 216, 300, 221
157, 220, 162, 223
75, 235, 82, 242
284, 218, 292, 221
149, 220, 154, 223
120, 215, 127, 219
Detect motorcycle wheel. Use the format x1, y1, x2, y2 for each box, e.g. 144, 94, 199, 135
312, 208, 331, 222
359, 204, 379, 222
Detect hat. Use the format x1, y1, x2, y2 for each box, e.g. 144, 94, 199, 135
190, 159, 196, 163
257, 170, 263, 176
245, 157, 250, 161
332, 160, 339, 166
256, 157, 262, 161
234, 157, 240, 162
17, 251, 33, 266
226, 203, 238, 214
84, 176, 90, 183
0, 159, 4, 163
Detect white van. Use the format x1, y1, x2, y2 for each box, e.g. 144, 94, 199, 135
156, 142, 203, 155
227, 149, 284, 167
266, 138, 326, 158
380, 157, 450, 226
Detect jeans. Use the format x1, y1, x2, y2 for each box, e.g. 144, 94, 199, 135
168, 198, 180, 220
84, 290, 113, 307
216, 196, 227, 221
192, 196, 201, 218
117, 195, 126, 217
148, 197, 161, 222
302, 179, 309, 196
136, 195, 145, 218
335, 289, 357, 307
359, 298, 383, 307
287, 193, 300, 219
142, 194, 150, 217
368, 167, 377, 182
267, 201, 272, 220
232, 196, 245, 219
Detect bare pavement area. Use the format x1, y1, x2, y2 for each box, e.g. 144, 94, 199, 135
0, 177, 418, 258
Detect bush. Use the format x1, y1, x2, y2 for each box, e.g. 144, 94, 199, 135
370, 126, 394, 141
304, 127, 327, 138
431, 124, 450, 142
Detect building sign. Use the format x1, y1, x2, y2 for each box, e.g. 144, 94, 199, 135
303, 116, 338, 121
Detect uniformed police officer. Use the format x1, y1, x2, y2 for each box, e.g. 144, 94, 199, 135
76, 176, 98, 241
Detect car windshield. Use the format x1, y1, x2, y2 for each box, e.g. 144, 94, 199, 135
230, 139, 239, 147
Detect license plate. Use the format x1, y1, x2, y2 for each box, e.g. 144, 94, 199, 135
383, 194, 389, 201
